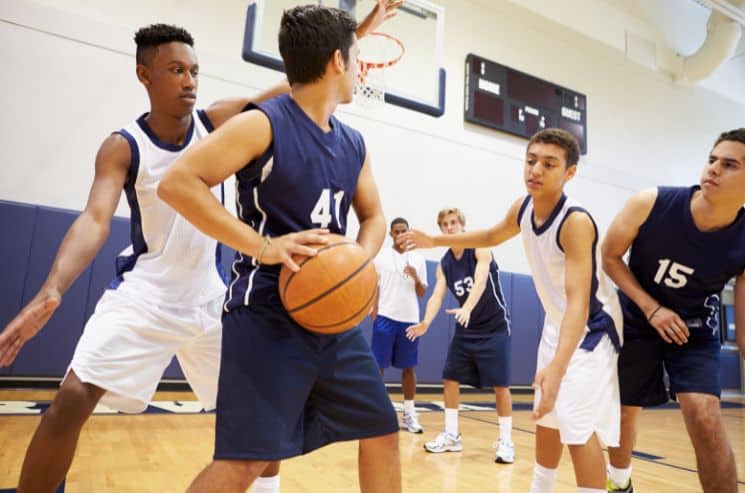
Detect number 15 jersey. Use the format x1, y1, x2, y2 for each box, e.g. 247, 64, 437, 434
224, 94, 366, 311
621, 186, 745, 338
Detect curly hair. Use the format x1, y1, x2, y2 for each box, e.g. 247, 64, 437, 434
134, 24, 194, 65
527, 128, 580, 167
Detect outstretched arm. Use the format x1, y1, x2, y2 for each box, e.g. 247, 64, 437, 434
601, 188, 689, 345
447, 248, 491, 328
400, 197, 523, 251
406, 265, 447, 341
355, 0, 403, 38
533, 212, 595, 419
205, 0, 403, 128
158, 111, 328, 271
0, 134, 130, 366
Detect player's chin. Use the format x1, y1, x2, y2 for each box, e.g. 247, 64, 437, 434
175, 98, 196, 113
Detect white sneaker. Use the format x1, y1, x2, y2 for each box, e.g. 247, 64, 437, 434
402, 412, 423, 433
494, 438, 515, 464
424, 432, 462, 453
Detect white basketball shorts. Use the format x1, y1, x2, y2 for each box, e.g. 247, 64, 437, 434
67, 288, 222, 413
533, 329, 620, 447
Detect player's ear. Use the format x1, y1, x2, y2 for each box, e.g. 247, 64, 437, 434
332, 49, 346, 74
564, 164, 577, 182
136, 64, 151, 87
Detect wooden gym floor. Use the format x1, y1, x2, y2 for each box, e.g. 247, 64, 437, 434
1, 390, 743, 492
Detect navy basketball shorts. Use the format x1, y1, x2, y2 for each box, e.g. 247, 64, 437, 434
214, 305, 399, 461
442, 331, 511, 388
370, 315, 419, 369
618, 331, 722, 407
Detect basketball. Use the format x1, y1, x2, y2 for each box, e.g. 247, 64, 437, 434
278, 234, 378, 334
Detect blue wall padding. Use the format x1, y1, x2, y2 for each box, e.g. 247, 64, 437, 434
0, 201, 38, 375
10, 206, 92, 376
0, 200, 740, 390
721, 351, 741, 389
507, 273, 545, 384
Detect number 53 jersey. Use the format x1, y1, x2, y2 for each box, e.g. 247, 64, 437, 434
622, 186, 745, 338
223, 94, 366, 311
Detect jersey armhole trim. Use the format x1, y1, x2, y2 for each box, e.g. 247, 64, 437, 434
197, 109, 215, 133
556, 206, 597, 253
517, 196, 531, 226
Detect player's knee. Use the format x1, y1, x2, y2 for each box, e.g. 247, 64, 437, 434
687, 404, 722, 441
361, 432, 399, 454
220, 460, 270, 488
620, 406, 639, 425
47, 383, 98, 429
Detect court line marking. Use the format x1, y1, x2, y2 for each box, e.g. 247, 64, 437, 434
459, 412, 745, 486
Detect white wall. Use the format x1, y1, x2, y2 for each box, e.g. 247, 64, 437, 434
1, 0, 742, 274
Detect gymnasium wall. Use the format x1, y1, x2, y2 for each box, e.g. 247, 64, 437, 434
1, 0, 744, 274
1, 199, 742, 389
0, 1, 743, 387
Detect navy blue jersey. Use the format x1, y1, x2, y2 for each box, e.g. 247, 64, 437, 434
224, 95, 366, 310
621, 186, 745, 338
440, 248, 510, 337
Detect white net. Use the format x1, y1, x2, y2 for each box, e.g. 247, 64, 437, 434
354, 64, 386, 106
353, 32, 404, 107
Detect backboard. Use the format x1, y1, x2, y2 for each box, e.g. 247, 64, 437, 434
242, 0, 446, 117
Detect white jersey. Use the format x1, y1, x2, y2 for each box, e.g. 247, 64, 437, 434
518, 194, 622, 352
110, 110, 227, 306
374, 247, 427, 324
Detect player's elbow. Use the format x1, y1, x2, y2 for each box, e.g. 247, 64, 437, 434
157, 170, 184, 207
600, 250, 621, 275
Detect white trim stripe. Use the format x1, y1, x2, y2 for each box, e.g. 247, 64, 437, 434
244, 165, 271, 306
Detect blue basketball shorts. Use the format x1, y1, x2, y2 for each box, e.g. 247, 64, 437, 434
370, 315, 419, 369
618, 331, 721, 407
442, 330, 511, 388
214, 304, 399, 461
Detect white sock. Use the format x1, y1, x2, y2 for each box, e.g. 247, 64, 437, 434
444, 408, 458, 436
607, 464, 632, 487
577, 489, 605, 493
404, 399, 415, 415
498, 416, 512, 443
529, 464, 557, 493
253, 474, 280, 493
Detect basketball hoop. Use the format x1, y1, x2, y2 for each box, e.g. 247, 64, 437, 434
355, 32, 405, 106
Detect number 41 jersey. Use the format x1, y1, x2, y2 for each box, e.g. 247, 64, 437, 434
622, 186, 745, 338
223, 94, 366, 311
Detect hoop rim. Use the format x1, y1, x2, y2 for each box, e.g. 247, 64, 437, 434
357, 31, 405, 73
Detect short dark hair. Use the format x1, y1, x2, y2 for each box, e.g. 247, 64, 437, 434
279, 5, 357, 84
713, 128, 745, 149
527, 128, 580, 167
390, 217, 409, 230
134, 24, 194, 65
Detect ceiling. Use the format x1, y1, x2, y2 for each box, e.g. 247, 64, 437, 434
503, 0, 745, 105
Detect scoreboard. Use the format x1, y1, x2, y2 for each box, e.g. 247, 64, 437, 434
464, 53, 588, 154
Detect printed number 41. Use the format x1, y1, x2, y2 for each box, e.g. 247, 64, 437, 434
310, 188, 345, 228
653, 259, 694, 288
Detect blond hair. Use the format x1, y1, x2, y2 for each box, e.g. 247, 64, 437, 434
437, 207, 466, 227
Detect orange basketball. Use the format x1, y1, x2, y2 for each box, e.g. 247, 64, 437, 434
278, 234, 378, 334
